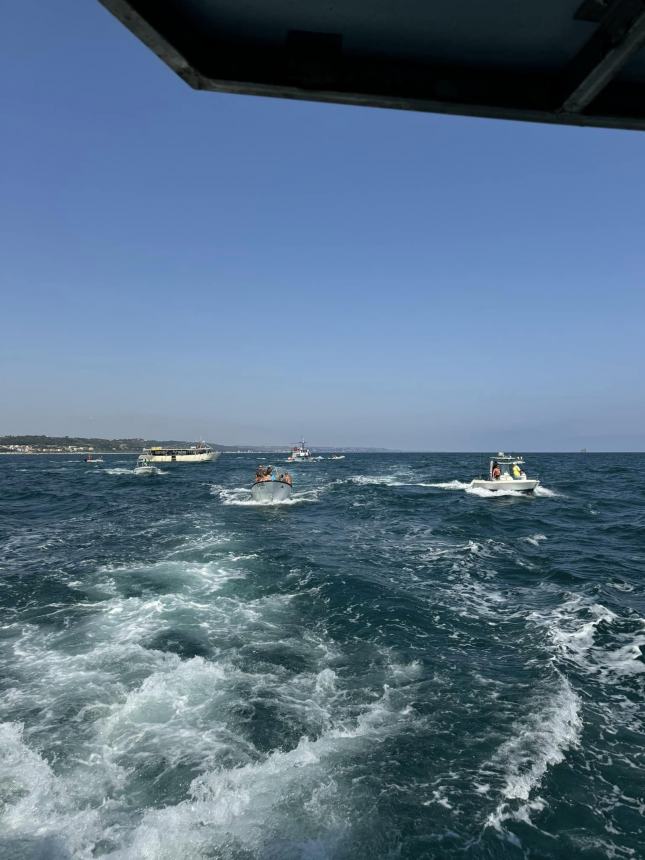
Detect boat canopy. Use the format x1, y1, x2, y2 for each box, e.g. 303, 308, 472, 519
145, 442, 213, 454
491, 452, 525, 465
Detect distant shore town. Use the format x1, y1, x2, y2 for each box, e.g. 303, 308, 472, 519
0, 436, 392, 455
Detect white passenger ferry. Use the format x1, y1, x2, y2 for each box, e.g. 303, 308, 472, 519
141, 441, 219, 463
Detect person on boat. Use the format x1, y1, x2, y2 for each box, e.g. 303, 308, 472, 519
511, 463, 521, 479
255, 466, 265, 481
491, 461, 501, 480
284, 472, 292, 486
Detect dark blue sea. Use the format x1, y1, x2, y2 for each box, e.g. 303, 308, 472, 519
1, 453, 643, 859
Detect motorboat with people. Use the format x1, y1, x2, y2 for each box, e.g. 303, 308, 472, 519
84, 454, 103, 463
142, 441, 219, 464
287, 439, 311, 462
251, 465, 293, 502
134, 455, 157, 476
470, 453, 539, 493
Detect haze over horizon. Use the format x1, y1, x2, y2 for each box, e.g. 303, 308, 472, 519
2, 1, 644, 452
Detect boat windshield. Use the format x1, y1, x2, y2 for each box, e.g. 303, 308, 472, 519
490, 457, 525, 479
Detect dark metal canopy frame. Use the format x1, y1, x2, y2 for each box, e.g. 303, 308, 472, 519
101, 0, 645, 130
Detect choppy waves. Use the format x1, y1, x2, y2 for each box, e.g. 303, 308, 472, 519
1, 452, 643, 858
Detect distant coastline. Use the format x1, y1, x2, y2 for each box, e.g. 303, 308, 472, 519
0, 435, 393, 455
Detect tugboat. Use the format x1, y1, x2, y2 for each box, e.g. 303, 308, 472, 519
470, 453, 539, 493
287, 439, 311, 462
251, 466, 293, 502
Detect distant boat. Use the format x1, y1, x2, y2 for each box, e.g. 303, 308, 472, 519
330, 454, 345, 460
134, 455, 157, 476
470, 453, 539, 493
141, 441, 219, 464
84, 454, 103, 463
287, 439, 312, 462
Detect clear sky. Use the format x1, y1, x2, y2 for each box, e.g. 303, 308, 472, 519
1, 1, 644, 450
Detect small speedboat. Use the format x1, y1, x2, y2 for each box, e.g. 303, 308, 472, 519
84, 455, 103, 463
251, 467, 293, 502
134, 456, 157, 476
470, 453, 539, 493
330, 454, 345, 460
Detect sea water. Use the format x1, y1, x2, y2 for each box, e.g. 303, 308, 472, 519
0, 453, 643, 859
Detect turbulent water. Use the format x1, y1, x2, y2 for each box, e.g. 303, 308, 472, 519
1, 453, 643, 859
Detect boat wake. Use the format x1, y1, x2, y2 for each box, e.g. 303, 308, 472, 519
0, 520, 420, 859
421, 480, 472, 490
105, 467, 168, 477
484, 678, 582, 832
346, 474, 412, 487
524, 533, 548, 546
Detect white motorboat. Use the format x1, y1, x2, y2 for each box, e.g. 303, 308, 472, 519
330, 454, 345, 460
84, 455, 103, 463
251, 477, 293, 502
287, 439, 311, 462
470, 453, 539, 493
134, 455, 157, 476
142, 441, 219, 464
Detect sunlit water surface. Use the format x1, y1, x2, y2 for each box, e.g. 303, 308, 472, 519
1, 453, 643, 859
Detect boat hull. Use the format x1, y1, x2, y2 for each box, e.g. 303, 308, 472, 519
470, 478, 539, 493
251, 480, 292, 502
134, 466, 157, 476
145, 451, 219, 463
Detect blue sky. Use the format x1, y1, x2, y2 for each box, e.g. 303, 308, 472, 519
1, 1, 643, 450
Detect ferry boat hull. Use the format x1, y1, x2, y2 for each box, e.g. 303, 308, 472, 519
251, 480, 292, 503
143, 447, 219, 464
146, 451, 217, 463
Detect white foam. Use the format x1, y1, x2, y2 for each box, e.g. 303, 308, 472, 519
486, 678, 582, 830
104, 466, 168, 476
422, 480, 471, 490
0, 722, 103, 858
603, 637, 645, 677
534, 486, 560, 497
466, 485, 525, 498
347, 474, 409, 486
524, 533, 548, 546
530, 596, 645, 687
530, 596, 616, 666
118, 682, 407, 853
